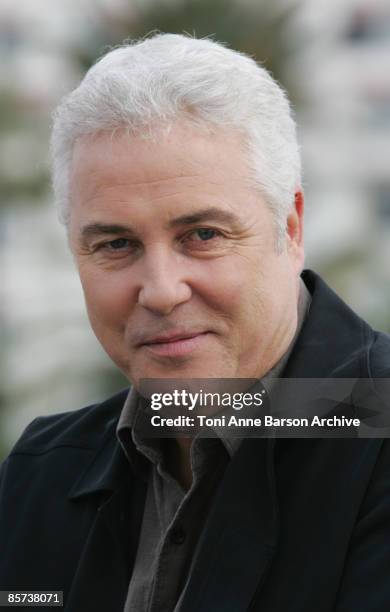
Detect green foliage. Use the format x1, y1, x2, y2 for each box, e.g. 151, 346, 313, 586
0, 172, 49, 204
0, 92, 50, 206
72, 0, 302, 101
132, 0, 301, 92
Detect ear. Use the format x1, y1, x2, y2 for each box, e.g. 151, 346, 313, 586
286, 190, 305, 272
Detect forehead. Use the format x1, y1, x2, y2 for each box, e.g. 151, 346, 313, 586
71, 122, 251, 180
69, 122, 267, 233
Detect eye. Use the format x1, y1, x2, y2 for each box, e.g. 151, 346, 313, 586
187, 228, 220, 242
95, 237, 140, 257
105, 238, 130, 250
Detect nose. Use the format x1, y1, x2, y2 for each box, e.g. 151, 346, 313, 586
137, 249, 192, 315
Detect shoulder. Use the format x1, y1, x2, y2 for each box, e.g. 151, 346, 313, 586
0, 387, 131, 519
7, 387, 130, 457
298, 270, 390, 379
0, 387, 132, 591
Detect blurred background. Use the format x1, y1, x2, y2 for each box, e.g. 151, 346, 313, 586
1, 0, 390, 460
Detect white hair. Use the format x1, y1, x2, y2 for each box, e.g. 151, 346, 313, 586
51, 33, 301, 246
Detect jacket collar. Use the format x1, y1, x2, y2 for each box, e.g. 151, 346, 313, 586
67, 389, 131, 500
284, 270, 374, 378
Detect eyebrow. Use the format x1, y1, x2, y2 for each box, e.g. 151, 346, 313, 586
79, 207, 242, 242
80, 223, 137, 242
168, 207, 241, 229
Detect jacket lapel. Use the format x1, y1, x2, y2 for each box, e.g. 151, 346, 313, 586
65, 431, 147, 611
64, 486, 132, 611
178, 437, 278, 612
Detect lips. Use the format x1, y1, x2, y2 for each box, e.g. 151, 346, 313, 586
141, 330, 204, 345
137, 329, 212, 358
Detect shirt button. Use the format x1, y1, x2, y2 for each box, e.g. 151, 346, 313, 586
170, 527, 186, 545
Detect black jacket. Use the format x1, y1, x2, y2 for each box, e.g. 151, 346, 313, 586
1, 270, 390, 611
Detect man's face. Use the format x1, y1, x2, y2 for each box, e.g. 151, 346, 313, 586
69, 123, 304, 387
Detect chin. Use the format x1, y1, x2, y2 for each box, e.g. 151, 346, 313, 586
128, 360, 227, 386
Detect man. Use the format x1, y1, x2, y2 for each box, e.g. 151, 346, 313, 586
1, 33, 390, 612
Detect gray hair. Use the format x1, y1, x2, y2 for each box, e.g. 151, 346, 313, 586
51, 33, 301, 246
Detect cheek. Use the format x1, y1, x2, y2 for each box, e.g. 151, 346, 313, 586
222, 253, 290, 326
248, 255, 297, 326
198, 262, 248, 313
195, 259, 264, 333
80, 271, 131, 331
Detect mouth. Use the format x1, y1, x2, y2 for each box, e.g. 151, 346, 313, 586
139, 330, 212, 358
